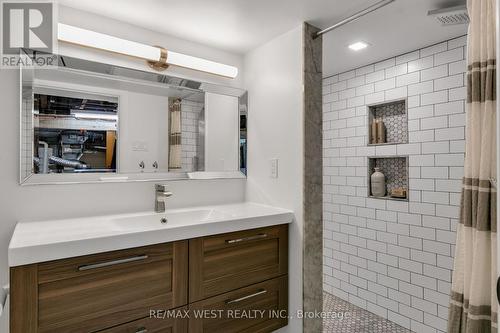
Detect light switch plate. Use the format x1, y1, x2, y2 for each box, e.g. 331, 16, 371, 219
270, 158, 278, 178
132, 141, 148, 151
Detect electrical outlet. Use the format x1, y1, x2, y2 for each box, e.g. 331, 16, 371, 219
270, 158, 278, 178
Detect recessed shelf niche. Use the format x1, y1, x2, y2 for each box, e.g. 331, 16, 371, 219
368, 156, 409, 201
368, 99, 407, 146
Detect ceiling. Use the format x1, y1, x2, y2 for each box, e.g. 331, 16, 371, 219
57, 0, 468, 76
323, 0, 467, 76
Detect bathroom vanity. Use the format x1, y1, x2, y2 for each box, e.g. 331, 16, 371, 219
9, 203, 292, 333
11, 49, 290, 333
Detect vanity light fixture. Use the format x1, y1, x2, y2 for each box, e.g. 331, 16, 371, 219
348, 41, 369, 51
57, 24, 238, 78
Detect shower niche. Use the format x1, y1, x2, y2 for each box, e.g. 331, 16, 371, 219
367, 99, 407, 145
368, 156, 409, 201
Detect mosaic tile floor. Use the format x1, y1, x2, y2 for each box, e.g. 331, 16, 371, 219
323, 292, 413, 333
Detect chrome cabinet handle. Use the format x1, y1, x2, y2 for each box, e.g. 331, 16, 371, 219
225, 289, 267, 304
136, 327, 148, 333
225, 233, 268, 244
78, 255, 149, 271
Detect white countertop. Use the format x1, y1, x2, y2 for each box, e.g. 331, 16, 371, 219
9, 202, 294, 267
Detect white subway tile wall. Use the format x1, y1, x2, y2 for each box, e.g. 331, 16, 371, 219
323, 36, 466, 333
181, 100, 204, 172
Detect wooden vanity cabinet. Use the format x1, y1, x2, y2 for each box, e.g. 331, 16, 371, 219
96, 307, 188, 333
188, 224, 289, 332
11, 241, 188, 333
189, 224, 288, 302
189, 276, 288, 333
10, 225, 289, 333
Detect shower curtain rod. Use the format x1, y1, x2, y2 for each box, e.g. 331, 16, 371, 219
315, 0, 395, 38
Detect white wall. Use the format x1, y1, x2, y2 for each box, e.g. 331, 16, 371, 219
323, 36, 467, 333
120, 91, 169, 173
204, 93, 239, 171
244, 25, 304, 332
0, 9, 246, 291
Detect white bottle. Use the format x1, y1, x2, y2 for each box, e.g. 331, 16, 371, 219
371, 167, 386, 197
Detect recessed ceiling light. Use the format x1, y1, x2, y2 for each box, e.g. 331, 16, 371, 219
348, 41, 369, 51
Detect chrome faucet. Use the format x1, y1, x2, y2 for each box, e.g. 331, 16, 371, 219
155, 184, 173, 213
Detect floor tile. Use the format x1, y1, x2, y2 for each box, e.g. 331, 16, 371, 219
323, 292, 413, 333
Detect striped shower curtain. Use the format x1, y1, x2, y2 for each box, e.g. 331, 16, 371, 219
448, 0, 497, 332
168, 98, 182, 170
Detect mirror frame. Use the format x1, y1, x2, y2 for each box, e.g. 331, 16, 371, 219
19, 50, 247, 185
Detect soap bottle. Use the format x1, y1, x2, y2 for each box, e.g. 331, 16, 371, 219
376, 119, 386, 143
371, 119, 377, 144
371, 167, 386, 197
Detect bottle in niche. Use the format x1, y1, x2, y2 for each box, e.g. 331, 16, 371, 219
371, 167, 386, 197
376, 119, 386, 143
371, 119, 378, 144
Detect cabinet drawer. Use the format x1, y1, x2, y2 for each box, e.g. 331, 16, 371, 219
189, 276, 288, 333
37, 241, 188, 333
96, 307, 188, 333
189, 224, 288, 302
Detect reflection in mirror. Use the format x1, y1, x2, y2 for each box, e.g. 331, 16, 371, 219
204, 93, 239, 172
240, 92, 248, 175
33, 89, 118, 174
20, 52, 247, 184
168, 97, 205, 172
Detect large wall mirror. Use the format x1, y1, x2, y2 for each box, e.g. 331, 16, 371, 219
20, 52, 247, 185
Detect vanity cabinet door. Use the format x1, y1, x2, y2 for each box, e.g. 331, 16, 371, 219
34, 241, 188, 333
189, 224, 288, 302
96, 306, 188, 333
188, 276, 288, 333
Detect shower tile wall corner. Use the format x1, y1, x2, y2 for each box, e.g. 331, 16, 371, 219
322, 36, 466, 333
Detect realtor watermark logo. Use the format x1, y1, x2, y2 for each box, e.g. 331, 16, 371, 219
1, 0, 57, 68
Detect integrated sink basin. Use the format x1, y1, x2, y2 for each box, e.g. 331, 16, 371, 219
9, 202, 294, 266
112, 208, 234, 231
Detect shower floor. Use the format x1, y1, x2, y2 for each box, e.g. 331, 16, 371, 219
323, 292, 413, 333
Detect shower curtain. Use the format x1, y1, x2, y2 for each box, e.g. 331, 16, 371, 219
168, 99, 182, 170
448, 0, 497, 332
